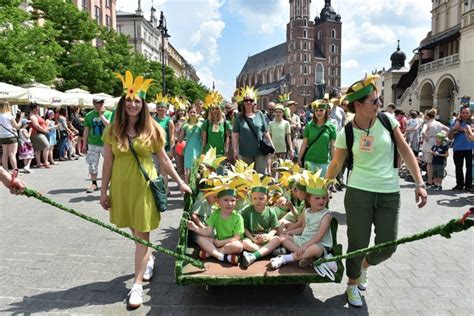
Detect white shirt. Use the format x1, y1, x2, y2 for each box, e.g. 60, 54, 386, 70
0, 112, 15, 138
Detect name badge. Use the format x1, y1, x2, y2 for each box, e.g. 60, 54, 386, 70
212, 123, 220, 133
359, 135, 375, 152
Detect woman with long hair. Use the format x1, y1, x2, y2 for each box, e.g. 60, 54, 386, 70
201, 101, 231, 157
326, 75, 427, 307
232, 87, 274, 175
298, 100, 337, 176
100, 72, 191, 308
180, 105, 203, 183
0, 102, 20, 171
44, 110, 58, 165
28, 103, 51, 168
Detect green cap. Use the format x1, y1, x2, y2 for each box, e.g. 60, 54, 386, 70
217, 188, 237, 199
305, 187, 328, 196
251, 186, 268, 194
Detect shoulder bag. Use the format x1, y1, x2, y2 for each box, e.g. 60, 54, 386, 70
128, 137, 168, 213
242, 114, 275, 155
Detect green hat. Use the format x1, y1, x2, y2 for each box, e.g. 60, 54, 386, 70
435, 133, 446, 141
310, 100, 330, 110
274, 104, 285, 112
217, 188, 237, 198
251, 186, 268, 194
344, 74, 381, 103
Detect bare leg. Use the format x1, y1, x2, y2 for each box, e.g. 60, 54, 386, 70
7, 143, 18, 170
2, 144, 9, 169
130, 228, 151, 284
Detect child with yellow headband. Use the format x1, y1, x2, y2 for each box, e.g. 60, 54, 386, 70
270, 172, 333, 269
187, 186, 244, 265
240, 184, 282, 268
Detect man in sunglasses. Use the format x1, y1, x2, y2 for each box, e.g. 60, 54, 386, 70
264, 101, 276, 125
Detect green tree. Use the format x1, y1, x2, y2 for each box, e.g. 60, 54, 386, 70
0, 0, 62, 84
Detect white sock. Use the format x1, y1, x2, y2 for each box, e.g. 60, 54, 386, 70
282, 254, 294, 264
216, 252, 225, 261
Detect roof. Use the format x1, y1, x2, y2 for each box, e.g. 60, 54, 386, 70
238, 43, 287, 76
396, 59, 419, 90
256, 81, 282, 96
417, 26, 460, 50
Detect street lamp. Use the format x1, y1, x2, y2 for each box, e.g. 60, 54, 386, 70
157, 11, 170, 94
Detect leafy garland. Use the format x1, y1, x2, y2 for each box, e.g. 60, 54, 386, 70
22, 187, 204, 269
313, 212, 474, 266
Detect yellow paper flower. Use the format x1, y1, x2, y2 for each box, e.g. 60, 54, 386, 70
115, 70, 153, 100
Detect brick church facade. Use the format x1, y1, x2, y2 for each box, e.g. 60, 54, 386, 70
236, 0, 342, 109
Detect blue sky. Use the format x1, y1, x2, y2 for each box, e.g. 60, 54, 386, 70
116, 0, 432, 99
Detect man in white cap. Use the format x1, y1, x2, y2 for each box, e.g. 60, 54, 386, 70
83, 98, 112, 193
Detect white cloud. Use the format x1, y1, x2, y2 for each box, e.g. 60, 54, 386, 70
342, 59, 359, 70
179, 50, 204, 66
227, 0, 288, 34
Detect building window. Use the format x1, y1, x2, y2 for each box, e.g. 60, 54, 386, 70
304, 54, 307, 62
316, 63, 324, 83
303, 41, 307, 50
94, 5, 101, 24
82, 0, 89, 10
303, 65, 308, 74
330, 44, 337, 53
304, 78, 308, 86
317, 31, 322, 40
106, 15, 111, 30
331, 29, 336, 38
117, 24, 122, 33
304, 18, 307, 27
303, 29, 307, 38
106, 0, 111, 8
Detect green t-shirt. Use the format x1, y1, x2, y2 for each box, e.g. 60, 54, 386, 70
85, 110, 112, 146
232, 111, 268, 156
154, 116, 171, 151
241, 205, 280, 235
202, 119, 232, 155
191, 193, 215, 225
269, 120, 290, 153
334, 114, 400, 193
207, 209, 244, 240
303, 120, 337, 164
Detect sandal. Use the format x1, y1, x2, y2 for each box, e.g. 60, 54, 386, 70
43, 163, 52, 168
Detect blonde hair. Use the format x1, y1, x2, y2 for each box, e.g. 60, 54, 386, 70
0, 101, 11, 113
108, 96, 165, 152
206, 105, 225, 123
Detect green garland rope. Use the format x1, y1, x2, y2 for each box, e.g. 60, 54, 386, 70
22, 187, 204, 269
313, 216, 474, 266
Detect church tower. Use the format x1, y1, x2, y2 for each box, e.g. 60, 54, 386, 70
287, 0, 316, 106
314, 0, 342, 94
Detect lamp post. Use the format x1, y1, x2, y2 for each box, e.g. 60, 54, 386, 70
157, 11, 170, 94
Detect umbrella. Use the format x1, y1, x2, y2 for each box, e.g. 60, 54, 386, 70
65, 88, 90, 94
0, 82, 29, 103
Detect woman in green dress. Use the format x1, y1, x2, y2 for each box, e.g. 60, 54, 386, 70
180, 105, 203, 183
201, 103, 231, 157
100, 72, 191, 308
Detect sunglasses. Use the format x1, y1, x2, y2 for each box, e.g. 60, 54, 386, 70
369, 97, 381, 105
244, 99, 254, 103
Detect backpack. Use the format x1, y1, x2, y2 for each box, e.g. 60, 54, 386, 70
345, 112, 398, 172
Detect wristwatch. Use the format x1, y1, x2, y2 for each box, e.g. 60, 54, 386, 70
415, 182, 426, 189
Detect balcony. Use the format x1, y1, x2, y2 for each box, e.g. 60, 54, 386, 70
419, 54, 459, 73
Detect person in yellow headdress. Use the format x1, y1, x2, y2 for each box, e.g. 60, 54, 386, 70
100, 70, 192, 309
325, 74, 427, 308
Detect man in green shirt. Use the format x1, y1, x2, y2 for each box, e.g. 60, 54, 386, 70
84, 98, 112, 193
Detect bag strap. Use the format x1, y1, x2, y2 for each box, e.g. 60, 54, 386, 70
242, 115, 260, 142
0, 123, 19, 139
128, 137, 151, 182
377, 112, 398, 168
301, 124, 328, 162
345, 112, 398, 173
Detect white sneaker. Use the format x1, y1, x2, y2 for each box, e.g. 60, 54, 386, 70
127, 283, 143, 308
142, 256, 154, 282
270, 255, 285, 270
346, 284, 363, 307
357, 267, 368, 291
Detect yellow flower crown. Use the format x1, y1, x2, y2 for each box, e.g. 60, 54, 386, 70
235, 86, 258, 103
115, 70, 153, 100
203, 91, 224, 110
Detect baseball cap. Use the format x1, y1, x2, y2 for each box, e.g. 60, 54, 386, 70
93, 98, 105, 103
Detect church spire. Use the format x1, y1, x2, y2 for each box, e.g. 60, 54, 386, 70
289, 0, 311, 20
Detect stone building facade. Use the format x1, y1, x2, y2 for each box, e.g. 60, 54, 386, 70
236, 0, 342, 109
383, 0, 474, 122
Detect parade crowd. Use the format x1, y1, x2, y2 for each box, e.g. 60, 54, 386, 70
0, 72, 472, 309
